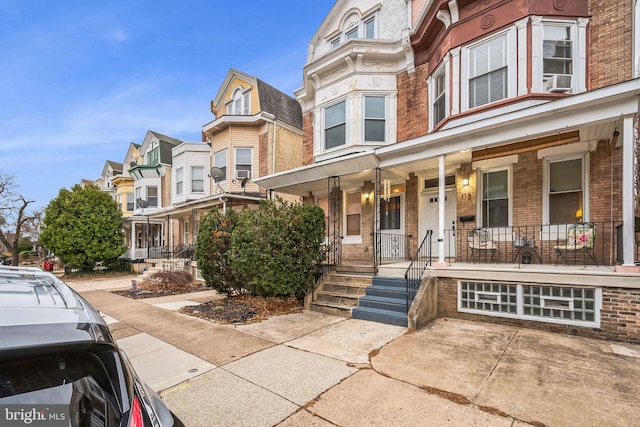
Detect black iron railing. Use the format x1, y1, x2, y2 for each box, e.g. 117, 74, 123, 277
404, 230, 432, 312
450, 222, 624, 267
147, 244, 195, 271
372, 232, 413, 267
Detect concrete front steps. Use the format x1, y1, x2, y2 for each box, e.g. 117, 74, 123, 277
309, 265, 374, 317
310, 265, 415, 328
352, 276, 412, 327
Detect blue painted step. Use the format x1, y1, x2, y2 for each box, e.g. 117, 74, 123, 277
352, 306, 408, 327
351, 275, 419, 327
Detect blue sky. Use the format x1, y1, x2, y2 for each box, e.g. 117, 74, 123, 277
0, 0, 334, 209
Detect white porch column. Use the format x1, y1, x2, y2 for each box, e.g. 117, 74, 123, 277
622, 116, 636, 266
130, 224, 136, 255
438, 155, 446, 264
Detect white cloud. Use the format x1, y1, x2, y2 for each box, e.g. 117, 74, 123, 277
107, 28, 128, 42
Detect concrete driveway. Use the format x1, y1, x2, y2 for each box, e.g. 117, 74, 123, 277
68, 276, 640, 427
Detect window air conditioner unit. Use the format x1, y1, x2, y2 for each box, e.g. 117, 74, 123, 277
235, 170, 252, 180
546, 74, 572, 93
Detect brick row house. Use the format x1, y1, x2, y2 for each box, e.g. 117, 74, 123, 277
255, 0, 640, 342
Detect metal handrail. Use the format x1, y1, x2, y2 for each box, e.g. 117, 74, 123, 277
404, 230, 433, 312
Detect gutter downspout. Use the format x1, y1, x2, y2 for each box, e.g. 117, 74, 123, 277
272, 118, 277, 174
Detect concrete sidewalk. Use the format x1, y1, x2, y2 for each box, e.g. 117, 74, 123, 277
68, 276, 640, 427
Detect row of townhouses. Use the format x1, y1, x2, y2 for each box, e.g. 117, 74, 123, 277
90, 0, 640, 343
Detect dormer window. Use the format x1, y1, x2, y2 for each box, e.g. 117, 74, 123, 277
330, 11, 377, 49
147, 140, 159, 165
346, 26, 358, 40
226, 88, 251, 115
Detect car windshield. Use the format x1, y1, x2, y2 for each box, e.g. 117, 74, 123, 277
0, 351, 123, 426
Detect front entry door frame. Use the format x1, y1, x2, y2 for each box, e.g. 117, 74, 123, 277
421, 187, 457, 259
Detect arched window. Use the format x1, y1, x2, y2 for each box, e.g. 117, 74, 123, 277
226, 88, 251, 115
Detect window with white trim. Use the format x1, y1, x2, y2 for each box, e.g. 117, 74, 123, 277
324, 100, 346, 149
330, 12, 377, 49
543, 24, 573, 76
126, 193, 134, 211
345, 192, 361, 237
468, 34, 508, 109
546, 157, 584, 224
235, 148, 252, 180
431, 65, 447, 126
147, 140, 159, 165
364, 18, 375, 39
175, 167, 183, 195
542, 22, 574, 93
481, 169, 509, 227
346, 26, 358, 40
147, 186, 158, 208
214, 149, 227, 181
532, 18, 587, 94
191, 166, 204, 193
364, 96, 385, 142
226, 88, 251, 115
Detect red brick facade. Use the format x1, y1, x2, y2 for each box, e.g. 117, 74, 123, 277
396, 64, 429, 143
588, 0, 633, 90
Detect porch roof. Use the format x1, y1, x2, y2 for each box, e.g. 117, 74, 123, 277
253, 151, 380, 196
378, 79, 640, 173
145, 192, 264, 218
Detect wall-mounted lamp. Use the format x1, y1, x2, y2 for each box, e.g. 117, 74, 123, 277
364, 192, 370, 203
461, 177, 471, 201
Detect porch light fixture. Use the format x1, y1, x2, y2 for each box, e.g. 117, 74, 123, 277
462, 178, 469, 187
364, 192, 370, 203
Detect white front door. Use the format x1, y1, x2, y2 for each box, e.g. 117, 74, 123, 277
380, 194, 405, 260
420, 189, 457, 258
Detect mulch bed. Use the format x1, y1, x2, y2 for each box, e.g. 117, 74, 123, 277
111, 281, 207, 299
110, 279, 303, 324
180, 294, 303, 324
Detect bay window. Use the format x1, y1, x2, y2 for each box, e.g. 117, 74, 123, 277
191, 166, 204, 193
469, 34, 508, 109
175, 167, 183, 195
324, 101, 346, 149
147, 186, 158, 208
235, 148, 252, 180
214, 149, 227, 181
364, 96, 385, 142
543, 24, 573, 77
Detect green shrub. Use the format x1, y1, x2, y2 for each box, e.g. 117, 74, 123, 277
195, 208, 240, 295
232, 198, 325, 297
196, 200, 325, 298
